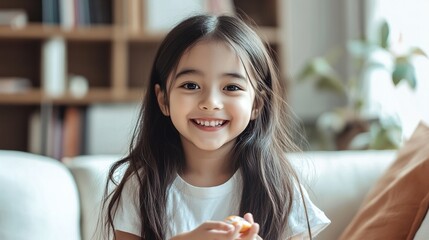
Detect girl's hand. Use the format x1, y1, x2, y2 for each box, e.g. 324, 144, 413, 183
239, 213, 262, 240
171, 220, 241, 240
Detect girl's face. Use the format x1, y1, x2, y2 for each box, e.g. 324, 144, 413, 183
157, 40, 257, 154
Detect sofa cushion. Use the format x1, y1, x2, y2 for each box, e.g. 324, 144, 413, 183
66, 155, 120, 240
339, 122, 429, 240
414, 208, 429, 240
0, 150, 80, 240
290, 150, 396, 240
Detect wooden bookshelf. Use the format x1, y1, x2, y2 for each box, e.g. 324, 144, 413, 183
0, 88, 145, 105
0, 0, 283, 157
0, 24, 115, 41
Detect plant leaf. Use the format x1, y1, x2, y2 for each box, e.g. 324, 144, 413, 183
348, 40, 378, 58
392, 57, 417, 89
369, 124, 397, 149
315, 75, 345, 94
312, 57, 335, 75
380, 21, 390, 49
297, 62, 316, 81
367, 61, 389, 71
297, 57, 335, 81
410, 47, 428, 58
296, 57, 345, 94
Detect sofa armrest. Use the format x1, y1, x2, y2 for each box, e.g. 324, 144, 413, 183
0, 150, 80, 240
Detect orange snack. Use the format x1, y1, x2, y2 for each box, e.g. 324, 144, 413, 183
224, 215, 252, 233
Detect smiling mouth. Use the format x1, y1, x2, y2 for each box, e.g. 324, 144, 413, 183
192, 119, 228, 127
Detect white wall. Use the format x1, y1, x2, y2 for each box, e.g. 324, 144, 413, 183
281, 0, 362, 121
363, 0, 429, 138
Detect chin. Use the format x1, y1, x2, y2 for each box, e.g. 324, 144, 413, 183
192, 140, 230, 151
195, 144, 224, 152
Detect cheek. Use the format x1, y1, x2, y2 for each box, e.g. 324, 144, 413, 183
168, 93, 194, 122
169, 93, 193, 110
229, 98, 254, 119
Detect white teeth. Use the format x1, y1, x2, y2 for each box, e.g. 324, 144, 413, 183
194, 119, 225, 127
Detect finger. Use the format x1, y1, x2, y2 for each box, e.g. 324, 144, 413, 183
224, 222, 242, 239
209, 224, 240, 240
243, 213, 254, 224
240, 223, 260, 239
207, 230, 238, 240
252, 223, 260, 234
202, 221, 235, 232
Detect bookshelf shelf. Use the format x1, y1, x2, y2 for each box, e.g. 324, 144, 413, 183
0, 24, 169, 42
0, 0, 284, 158
0, 24, 114, 41
0, 88, 144, 105
127, 31, 166, 43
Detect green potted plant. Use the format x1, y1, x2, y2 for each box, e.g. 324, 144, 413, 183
297, 21, 426, 150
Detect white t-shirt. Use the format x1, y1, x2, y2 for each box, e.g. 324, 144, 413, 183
114, 171, 330, 239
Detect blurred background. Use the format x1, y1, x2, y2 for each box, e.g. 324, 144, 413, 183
0, 0, 428, 160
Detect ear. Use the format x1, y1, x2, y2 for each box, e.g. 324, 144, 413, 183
251, 91, 265, 120
251, 101, 264, 120
251, 108, 260, 120
155, 84, 169, 116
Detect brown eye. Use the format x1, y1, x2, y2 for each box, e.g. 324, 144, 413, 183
181, 83, 200, 90
224, 85, 242, 91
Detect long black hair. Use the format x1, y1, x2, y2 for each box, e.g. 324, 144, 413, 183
103, 14, 311, 240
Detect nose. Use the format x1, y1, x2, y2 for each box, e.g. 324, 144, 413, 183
198, 89, 223, 111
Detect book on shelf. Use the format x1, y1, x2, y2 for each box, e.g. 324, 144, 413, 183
31, 103, 138, 158
28, 111, 42, 155
77, 0, 91, 26
30, 106, 86, 159
41, 106, 63, 159
42, 0, 112, 26
0, 9, 28, 28
0, 77, 31, 93
42, 0, 60, 24
89, 0, 112, 25
62, 106, 84, 158
31, 103, 141, 158
140, 0, 235, 33
53, 108, 65, 160
59, 0, 74, 28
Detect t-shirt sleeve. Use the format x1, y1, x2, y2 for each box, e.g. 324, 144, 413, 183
113, 174, 142, 236
286, 183, 331, 239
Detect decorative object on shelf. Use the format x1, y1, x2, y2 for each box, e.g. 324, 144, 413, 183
41, 37, 67, 97
297, 21, 427, 150
68, 75, 89, 98
0, 9, 27, 28
0, 77, 31, 93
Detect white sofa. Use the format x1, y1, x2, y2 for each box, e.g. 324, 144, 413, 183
0, 149, 397, 240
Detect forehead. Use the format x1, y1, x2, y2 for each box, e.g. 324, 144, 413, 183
175, 40, 247, 74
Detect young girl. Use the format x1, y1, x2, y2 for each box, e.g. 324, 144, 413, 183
102, 14, 330, 240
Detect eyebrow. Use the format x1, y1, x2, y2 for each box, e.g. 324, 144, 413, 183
175, 69, 202, 79
175, 68, 247, 81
